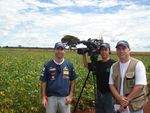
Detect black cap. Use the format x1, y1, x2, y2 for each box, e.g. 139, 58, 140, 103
54, 42, 65, 49
116, 40, 130, 48
100, 43, 110, 49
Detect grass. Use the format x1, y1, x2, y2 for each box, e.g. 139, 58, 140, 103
0, 48, 150, 112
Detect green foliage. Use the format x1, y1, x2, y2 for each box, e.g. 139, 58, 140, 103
0, 49, 150, 112
0, 50, 50, 113
61, 35, 80, 49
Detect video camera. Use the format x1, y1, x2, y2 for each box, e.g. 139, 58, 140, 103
77, 38, 103, 57
77, 38, 103, 71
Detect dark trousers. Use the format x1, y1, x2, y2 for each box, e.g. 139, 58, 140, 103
96, 91, 113, 113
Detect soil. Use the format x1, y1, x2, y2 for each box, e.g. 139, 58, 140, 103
76, 97, 150, 113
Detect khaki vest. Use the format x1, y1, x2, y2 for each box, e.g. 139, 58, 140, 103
112, 58, 149, 112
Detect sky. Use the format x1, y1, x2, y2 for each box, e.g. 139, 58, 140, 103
0, 0, 150, 51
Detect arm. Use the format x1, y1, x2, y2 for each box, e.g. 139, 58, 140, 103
119, 85, 144, 107
109, 67, 128, 107
40, 65, 48, 108
109, 85, 128, 105
109, 84, 122, 102
109, 84, 129, 109
66, 80, 76, 104
109, 67, 122, 103
41, 81, 46, 98
41, 81, 47, 108
127, 61, 147, 101
82, 54, 88, 68
127, 85, 144, 102
126, 61, 147, 104
69, 80, 76, 97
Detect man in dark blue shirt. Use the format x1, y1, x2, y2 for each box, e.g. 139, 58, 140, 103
40, 42, 77, 113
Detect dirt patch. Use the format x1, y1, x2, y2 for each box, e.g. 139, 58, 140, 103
76, 97, 150, 113
75, 108, 95, 113
144, 97, 150, 113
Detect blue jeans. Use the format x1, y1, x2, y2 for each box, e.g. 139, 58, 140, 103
96, 91, 113, 113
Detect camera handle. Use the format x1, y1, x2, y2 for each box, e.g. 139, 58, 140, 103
73, 70, 96, 113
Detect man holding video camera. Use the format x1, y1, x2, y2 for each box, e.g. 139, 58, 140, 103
40, 42, 77, 113
82, 43, 115, 113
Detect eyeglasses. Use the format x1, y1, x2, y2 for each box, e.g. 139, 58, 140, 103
56, 65, 61, 73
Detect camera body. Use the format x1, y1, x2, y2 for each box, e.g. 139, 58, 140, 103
77, 38, 103, 73
77, 38, 103, 56
77, 48, 88, 55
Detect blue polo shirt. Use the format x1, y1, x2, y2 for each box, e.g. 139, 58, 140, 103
40, 59, 77, 97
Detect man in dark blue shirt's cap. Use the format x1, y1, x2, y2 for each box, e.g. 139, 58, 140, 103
40, 42, 77, 113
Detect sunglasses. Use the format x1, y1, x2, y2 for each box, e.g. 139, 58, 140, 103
56, 65, 61, 73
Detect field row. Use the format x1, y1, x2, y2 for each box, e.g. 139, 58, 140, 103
0, 49, 150, 113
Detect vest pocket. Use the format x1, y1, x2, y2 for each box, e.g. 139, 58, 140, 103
126, 72, 135, 88
129, 93, 146, 111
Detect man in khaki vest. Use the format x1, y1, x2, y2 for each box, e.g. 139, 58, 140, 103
109, 40, 148, 113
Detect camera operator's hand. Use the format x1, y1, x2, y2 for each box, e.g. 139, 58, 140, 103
82, 54, 88, 68
82, 53, 87, 56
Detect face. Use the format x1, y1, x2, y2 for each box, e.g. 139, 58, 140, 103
100, 47, 110, 60
116, 45, 130, 61
54, 47, 65, 59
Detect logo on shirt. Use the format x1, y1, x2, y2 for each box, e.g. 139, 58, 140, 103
49, 67, 57, 80
63, 67, 69, 79
106, 68, 110, 73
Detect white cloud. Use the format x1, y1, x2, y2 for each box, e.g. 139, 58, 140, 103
97, 0, 119, 8
0, 0, 150, 51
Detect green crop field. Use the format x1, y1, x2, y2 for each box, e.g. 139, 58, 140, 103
0, 48, 150, 113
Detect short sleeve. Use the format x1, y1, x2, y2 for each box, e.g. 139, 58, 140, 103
109, 66, 114, 84
135, 61, 147, 85
40, 65, 48, 82
69, 63, 78, 81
